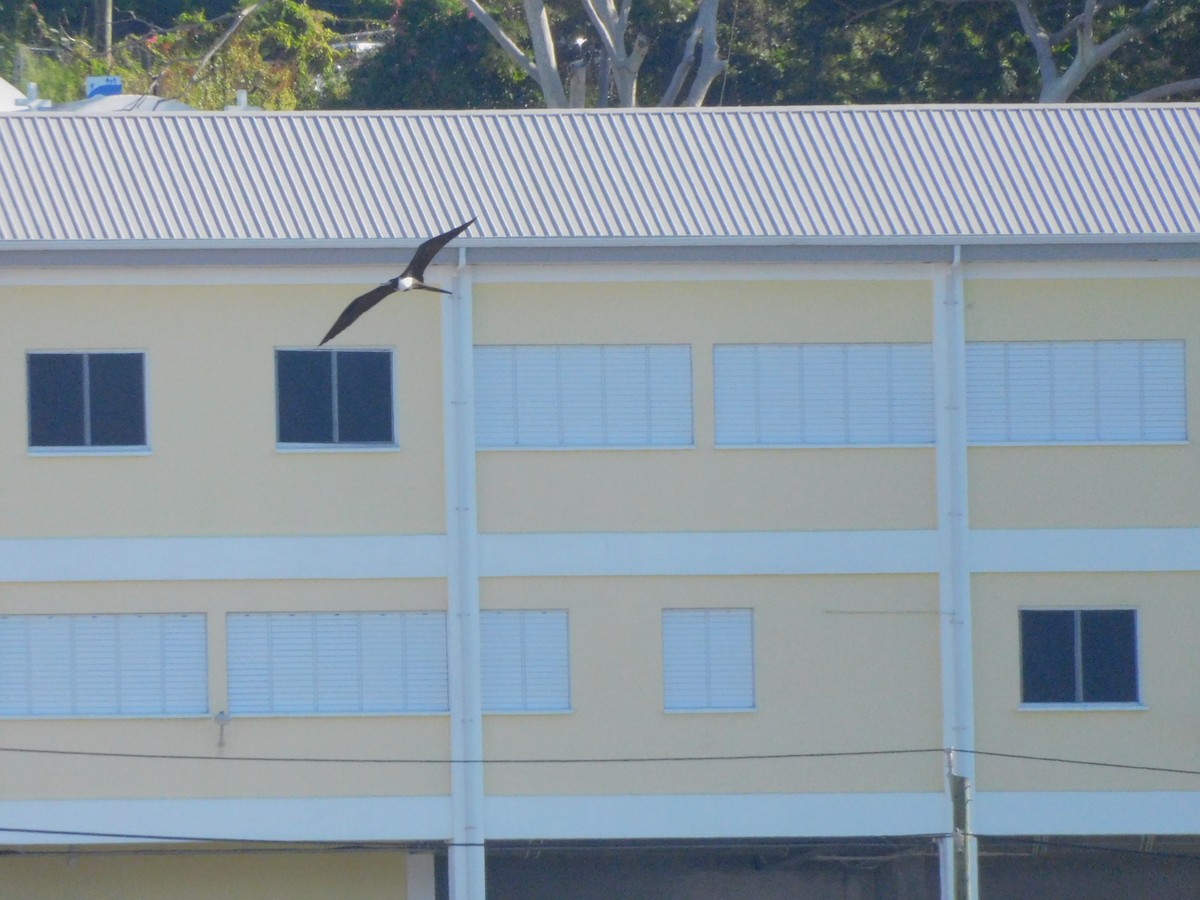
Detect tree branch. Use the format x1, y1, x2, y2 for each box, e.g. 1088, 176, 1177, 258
459, 0, 539, 82
1009, 0, 1060, 91
1125, 76, 1200, 102
580, 0, 620, 60
186, 1, 265, 91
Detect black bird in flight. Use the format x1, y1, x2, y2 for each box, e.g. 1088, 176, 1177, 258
319, 217, 476, 346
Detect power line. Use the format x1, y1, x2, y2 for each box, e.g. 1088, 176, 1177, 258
0, 745, 942, 765
9, 830, 1200, 867
963, 749, 1200, 778
2, 744, 1200, 778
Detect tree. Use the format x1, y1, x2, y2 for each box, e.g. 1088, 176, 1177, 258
341, 0, 541, 108
1, 0, 361, 107
928, 0, 1200, 101
456, 0, 728, 107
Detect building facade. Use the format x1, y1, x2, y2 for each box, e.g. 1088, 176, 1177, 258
1, 106, 1199, 899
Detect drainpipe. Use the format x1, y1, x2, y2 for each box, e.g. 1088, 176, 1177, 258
444, 249, 486, 900
933, 246, 978, 900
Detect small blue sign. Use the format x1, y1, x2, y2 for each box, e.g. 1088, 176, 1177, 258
86, 75, 123, 98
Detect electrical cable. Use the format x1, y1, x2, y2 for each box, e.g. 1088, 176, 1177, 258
2, 744, 1200, 778
0, 745, 943, 765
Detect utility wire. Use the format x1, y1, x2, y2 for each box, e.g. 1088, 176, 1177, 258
0, 746, 942, 765
962, 749, 1200, 778
2, 744, 1200, 777
10, 830, 1200, 867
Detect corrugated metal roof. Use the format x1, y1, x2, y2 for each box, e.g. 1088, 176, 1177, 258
0, 105, 1198, 246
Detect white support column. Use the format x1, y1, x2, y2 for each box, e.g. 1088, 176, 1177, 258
933, 248, 978, 900
443, 253, 486, 900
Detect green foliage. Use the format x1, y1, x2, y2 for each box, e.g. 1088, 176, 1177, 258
340, 0, 540, 108
1, 0, 1198, 108
1, 0, 355, 107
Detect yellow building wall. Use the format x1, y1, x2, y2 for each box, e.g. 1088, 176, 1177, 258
474, 279, 937, 533
0, 848, 410, 900
972, 572, 1200, 792
0, 579, 451, 800
481, 574, 944, 796
966, 276, 1200, 528
0, 281, 446, 538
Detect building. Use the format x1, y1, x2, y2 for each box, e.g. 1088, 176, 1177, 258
1, 105, 1199, 900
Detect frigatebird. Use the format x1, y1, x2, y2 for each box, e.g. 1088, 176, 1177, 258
319, 217, 476, 346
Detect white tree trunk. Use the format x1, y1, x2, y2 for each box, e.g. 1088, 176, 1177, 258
660, 0, 726, 106
460, 0, 567, 107
974, 0, 1166, 102
463, 0, 726, 108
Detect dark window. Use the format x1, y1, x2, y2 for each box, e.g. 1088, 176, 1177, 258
28, 352, 146, 448
1020, 609, 1138, 704
276, 349, 393, 445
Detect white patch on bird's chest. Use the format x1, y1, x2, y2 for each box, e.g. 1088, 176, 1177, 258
398, 275, 416, 291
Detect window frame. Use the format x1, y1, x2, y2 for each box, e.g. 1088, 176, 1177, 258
274, 347, 399, 451
661, 608, 757, 713
26, 350, 151, 455
1018, 607, 1144, 710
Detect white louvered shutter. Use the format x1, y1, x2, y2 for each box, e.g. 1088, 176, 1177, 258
481, 610, 570, 712
401, 612, 450, 712
0, 614, 206, 717
714, 344, 934, 446
227, 612, 448, 715
474, 346, 517, 447
966, 340, 1186, 443
475, 345, 692, 448
662, 609, 755, 711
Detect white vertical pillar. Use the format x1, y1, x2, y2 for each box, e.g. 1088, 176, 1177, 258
443, 253, 486, 900
933, 248, 978, 900
406, 851, 438, 900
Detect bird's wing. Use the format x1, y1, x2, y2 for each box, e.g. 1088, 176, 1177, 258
319, 282, 397, 346
402, 217, 477, 281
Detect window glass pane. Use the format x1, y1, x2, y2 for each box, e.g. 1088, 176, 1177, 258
1020, 610, 1076, 703
337, 351, 393, 443
1081, 610, 1138, 702
89, 353, 146, 446
28, 353, 85, 447
277, 350, 333, 443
